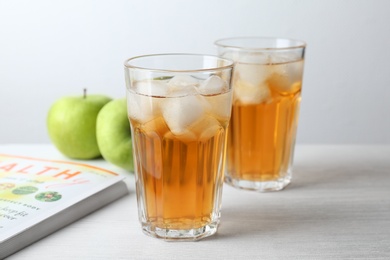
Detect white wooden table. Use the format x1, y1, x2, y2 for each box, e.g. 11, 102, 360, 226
1, 144, 390, 259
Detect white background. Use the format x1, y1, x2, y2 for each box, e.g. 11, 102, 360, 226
0, 0, 389, 144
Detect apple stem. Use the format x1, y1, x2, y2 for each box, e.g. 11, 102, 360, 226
83, 88, 87, 99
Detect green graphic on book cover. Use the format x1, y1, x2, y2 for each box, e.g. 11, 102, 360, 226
0, 154, 119, 235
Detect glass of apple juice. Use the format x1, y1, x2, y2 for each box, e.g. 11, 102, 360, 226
124, 54, 234, 241
215, 37, 306, 192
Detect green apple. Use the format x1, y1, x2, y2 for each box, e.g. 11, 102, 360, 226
96, 98, 133, 172
47, 91, 112, 159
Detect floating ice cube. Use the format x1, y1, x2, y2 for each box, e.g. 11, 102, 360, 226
163, 115, 221, 142
168, 75, 199, 87
142, 116, 170, 137
127, 90, 148, 122
268, 52, 302, 64
267, 60, 304, 93
239, 53, 271, 64
135, 80, 168, 97
196, 116, 222, 141
232, 53, 275, 89
167, 75, 199, 97
127, 81, 167, 123
127, 88, 163, 123
204, 91, 232, 119
164, 128, 197, 142
197, 75, 227, 95
162, 95, 205, 135
234, 62, 273, 88
234, 79, 271, 105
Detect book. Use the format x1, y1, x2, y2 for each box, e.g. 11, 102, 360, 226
0, 154, 129, 259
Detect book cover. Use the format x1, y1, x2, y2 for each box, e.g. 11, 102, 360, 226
0, 154, 129, 258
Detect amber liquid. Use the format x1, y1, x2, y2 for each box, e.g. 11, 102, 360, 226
227, 61, 302, 182
130, 115, 229, 230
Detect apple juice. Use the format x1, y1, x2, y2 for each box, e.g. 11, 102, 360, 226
127, 77, 232, 232
226, 59, 303, 189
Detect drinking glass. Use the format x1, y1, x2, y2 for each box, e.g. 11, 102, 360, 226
124, 54, 234, 240
215, 37, 306, 192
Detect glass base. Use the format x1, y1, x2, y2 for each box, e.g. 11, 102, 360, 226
225, 171, 292, 192
141, 221, 219, 241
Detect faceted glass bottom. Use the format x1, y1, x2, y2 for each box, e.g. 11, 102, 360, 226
141, 221, 219, 241
225, 170, 292, 192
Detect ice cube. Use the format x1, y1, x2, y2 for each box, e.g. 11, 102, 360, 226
142, 116, 170, 137
162, 95, 205, 135
267, 60, 304, 93
234, 79, 271, 105
164, 115, 221, 142
127, 90, 147, 122
127, 89, 163, 123
135, 80, 168, 97
268, 52, 301, 64
127, 80, 167, 123
167, 75, 199, 97
204, 91, 232, 119
197, 75, 227, 95
164, 129, 197, 142
232, 53, 274, 88
168, 75, 199, 88
239, 53, 271, 64
196, 116, 222, 141
234, 62, 273, 88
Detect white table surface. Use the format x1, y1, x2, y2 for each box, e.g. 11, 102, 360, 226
1, 144, 389, 259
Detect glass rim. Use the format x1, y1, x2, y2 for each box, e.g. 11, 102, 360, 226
214, 36, 306, 51
124, 53, 234, 73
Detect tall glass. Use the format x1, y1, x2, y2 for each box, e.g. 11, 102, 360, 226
215, 37, 306, 192
124, 54, 234, 240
